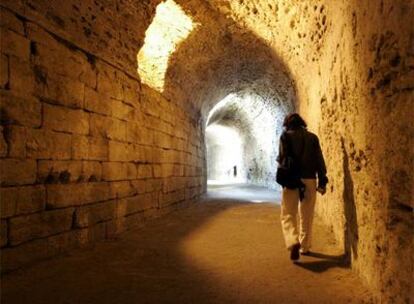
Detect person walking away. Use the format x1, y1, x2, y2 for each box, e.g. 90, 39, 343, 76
276, 113, 328, 261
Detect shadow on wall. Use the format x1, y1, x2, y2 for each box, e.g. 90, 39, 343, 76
341, 137, 359, 265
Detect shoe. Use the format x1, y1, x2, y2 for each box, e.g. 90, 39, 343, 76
290, 243, 301, 261
300, 250, 311, 256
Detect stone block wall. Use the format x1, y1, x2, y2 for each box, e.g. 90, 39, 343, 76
206, 0, 413, 302
0, 3, 205, 271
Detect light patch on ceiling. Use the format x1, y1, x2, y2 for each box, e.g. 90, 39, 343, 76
137, 0, 198, 92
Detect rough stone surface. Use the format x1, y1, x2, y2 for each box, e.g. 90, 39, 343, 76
0, 1, 412, 302
0, 0, 204, 274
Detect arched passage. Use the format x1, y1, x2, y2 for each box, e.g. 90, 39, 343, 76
206, 89, 288, 189
0, 0, 412, 303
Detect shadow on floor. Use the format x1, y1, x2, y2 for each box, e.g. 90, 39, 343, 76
294, 252, 347, 273
2, 195, 370, 304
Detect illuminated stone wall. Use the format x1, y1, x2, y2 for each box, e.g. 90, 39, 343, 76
205, 0, 413, 302
0, 0, 412, 301
0, 0, 205, 271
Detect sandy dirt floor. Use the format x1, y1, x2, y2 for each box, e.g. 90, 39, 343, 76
1, 185, 373, 303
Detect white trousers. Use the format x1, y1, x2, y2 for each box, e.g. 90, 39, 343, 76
281, 178, 317, 251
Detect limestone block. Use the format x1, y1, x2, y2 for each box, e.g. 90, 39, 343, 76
0, 159, 36, 186
71, 135, 89, 160
153, 165, 162, 178
154, 131, 172, 149
84, 87, 112, 116
160, 150, 179, 163
43, 103, 89, 135
26, 129, 71, 160
0, 53, 8, 88
119, 192, 155, 216
9, 208, 74, 245
154, 164, 174, 178
159, 189, 185, 207
163, 177, 186, 193
109, 181, 136, 199
185, 166, 197, 178
26, 23, 60, 49
0, 126, 7, 157
81, 161, 102, 182
137, 164, 153, 179
145, 146, 159, 163
108, 141, 133, 162
0, 28, 30, 60
88, 137, 109, 161
3, 125, 26, 158
110, 99, 134, 121
79, 63, 97, 90
72, 135, 108, 161
131, 180, 149, 194
126, 123, 141, 144
38, 160, 83, 183
185, 187, 198, 200
102, 162, 128, 181
0, 220, 7, 247
40, 73, 84, 109
122, 77, 140, 107
172, 137, 186, 151
47, 182, 113, 209
126, 163, 137, 180
127, 124, 153, 145
74, 200, 116, 228
0, 185, 46, 218
34, 42, 95, 87
0, 91, 41, 127
132, 145, 146, 163
97, 64, 124, 100
173, 164, 185, 177
90, 113, 127, 141
9, 56, 35, 96
0, 8, 25, 34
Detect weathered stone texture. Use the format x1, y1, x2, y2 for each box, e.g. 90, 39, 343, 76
0, 54, 8, 88
0, 220, 8, 247
43, 104, 89, 135
0, 159, 37, 186
0, 185, 46, 218
46, 182, 113, 209
2, 2, 410, 303
9, 208, 74, 245
38, 160, 83, 183
0, 28, 30, 60
0, 91, 41, 127
74, 200, 116, 228
26, 129, 72, 160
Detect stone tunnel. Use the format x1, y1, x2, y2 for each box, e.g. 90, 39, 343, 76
0, 0, 413, 303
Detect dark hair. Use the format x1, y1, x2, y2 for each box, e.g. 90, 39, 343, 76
283, 113, 307, 130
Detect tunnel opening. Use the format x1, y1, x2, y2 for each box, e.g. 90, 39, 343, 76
205, 89, 288, 202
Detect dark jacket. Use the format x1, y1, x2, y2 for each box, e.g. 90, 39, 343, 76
277, 127, 328, 188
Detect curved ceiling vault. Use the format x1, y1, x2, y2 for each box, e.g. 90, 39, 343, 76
137, 0, 297, 120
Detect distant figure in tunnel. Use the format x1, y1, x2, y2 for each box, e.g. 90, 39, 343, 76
276, 113, 328, 261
